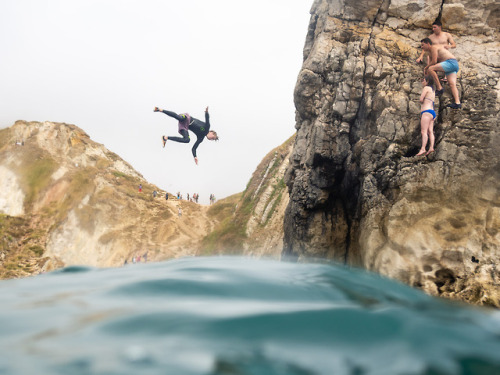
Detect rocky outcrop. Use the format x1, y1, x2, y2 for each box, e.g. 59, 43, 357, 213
284, 0, 500, 306
242, 138, 293, 257
200, 136, 294, 257
0, 121, 216, 277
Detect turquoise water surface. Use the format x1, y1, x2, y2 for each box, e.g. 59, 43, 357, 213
1, 257, 499, 375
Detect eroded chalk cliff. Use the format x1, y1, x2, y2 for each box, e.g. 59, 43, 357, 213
284, 0, 500, 306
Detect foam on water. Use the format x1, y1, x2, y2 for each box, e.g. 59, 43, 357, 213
1, 257, 499, 375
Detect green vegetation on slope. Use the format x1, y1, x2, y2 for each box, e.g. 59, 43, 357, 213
199, 134, 294, 255
199, 193, 249, 255
0, 214, 47, 279
22, 157, 57, 208
262, 177, 287, 225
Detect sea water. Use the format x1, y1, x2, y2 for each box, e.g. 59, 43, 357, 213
1, 257, 499, 375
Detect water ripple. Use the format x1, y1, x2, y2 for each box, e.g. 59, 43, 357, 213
1, 256, 499, 375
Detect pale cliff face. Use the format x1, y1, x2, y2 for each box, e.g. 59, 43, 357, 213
284, 0, 500, 306
0, 165, 25, 216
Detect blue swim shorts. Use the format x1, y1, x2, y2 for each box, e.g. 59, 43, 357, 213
440, 59, 459, 75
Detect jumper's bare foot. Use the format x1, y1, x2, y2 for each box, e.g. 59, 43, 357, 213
162, 136, 167, 148
425, 149, 434, 156
416, 150, 427, 157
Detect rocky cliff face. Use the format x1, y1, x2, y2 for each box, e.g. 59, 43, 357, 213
0, 121, 216, 277
284, 0, 500, 306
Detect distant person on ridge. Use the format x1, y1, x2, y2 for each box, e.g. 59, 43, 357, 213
421, 38, 461, 109
154, 106, 219, 165
416, 76, 436, 157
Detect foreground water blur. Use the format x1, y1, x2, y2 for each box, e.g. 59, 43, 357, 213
1, 256, 499, 375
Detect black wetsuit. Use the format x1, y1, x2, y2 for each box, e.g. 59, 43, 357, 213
161, 110, 210, 158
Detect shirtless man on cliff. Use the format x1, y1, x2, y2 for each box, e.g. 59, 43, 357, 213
421, 38, 461, 109
416, 20, 456, 64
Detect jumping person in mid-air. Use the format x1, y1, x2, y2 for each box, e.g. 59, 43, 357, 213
154, 106, 219, 165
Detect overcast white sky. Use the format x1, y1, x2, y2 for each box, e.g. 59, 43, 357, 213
0, 0, 312, 204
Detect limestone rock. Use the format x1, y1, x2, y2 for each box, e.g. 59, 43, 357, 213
284, 0, 500, 306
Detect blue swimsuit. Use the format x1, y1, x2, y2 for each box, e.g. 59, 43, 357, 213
421, 98, 436, 119
421, 109, 436, 119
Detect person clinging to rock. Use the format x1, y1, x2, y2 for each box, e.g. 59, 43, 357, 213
420, 38, 461, 109
416, 76, 436, 157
